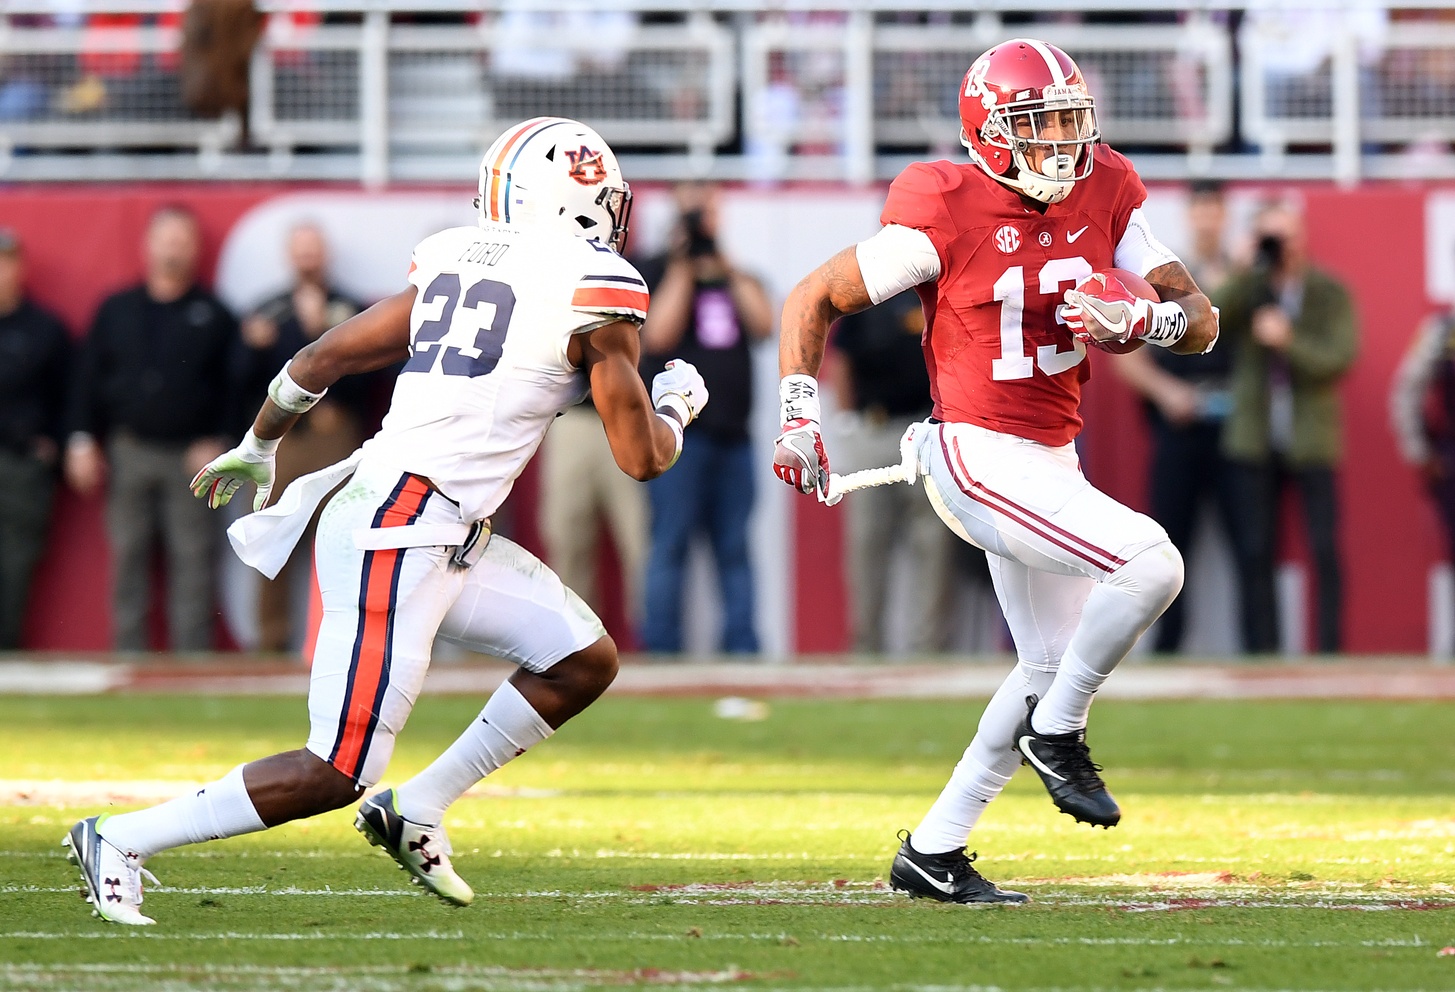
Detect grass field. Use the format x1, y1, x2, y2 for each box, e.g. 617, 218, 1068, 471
2, 692, 1454, 991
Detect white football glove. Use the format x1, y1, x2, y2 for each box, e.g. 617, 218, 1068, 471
1061, 289, 1152, 345
773, 374, 829, 497
651, 359, 709, 426
189, 431, 279, 511
774, 420, 829, 496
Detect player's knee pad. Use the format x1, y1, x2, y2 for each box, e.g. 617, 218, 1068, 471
1105, 540, 1184, 612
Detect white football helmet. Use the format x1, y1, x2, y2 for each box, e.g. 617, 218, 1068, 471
475, 117, 633, 251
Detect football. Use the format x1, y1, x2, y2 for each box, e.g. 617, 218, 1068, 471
1071, 267, 1160, 353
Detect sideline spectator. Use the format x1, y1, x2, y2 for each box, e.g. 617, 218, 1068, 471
1111, 181, 1239, 653
828, 289, 953, 654
180, 0, 263, 147
233, 223, 369, 652
637, 184, 773, 654
1390, 288, 1455, 614
65, 205, 238, 652
1215, 199, 1357, 654
0, 229, 69, 649
538, 398, 647, 629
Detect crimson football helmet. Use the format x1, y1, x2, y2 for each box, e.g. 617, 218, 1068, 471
959, 39, 1100, 204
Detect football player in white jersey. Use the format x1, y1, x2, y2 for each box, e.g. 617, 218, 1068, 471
63, 118, 709, 925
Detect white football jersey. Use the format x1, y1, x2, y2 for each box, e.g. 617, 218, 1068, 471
358, 224, 649, 522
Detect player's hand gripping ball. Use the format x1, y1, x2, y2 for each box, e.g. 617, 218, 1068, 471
1060, 268, 1160, 353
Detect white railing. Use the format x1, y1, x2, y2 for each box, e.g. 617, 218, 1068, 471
1242, 19, 1455, 184
1, 3, 1454, 183
0, 17, 238, 161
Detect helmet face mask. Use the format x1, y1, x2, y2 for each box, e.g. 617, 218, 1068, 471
475, 117, 633, 251
594, 185, 633, 254
958, 40, 1101, 204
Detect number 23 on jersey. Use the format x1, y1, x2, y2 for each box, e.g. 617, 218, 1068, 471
403, 272, 517, 379
991, 255, 1092, 382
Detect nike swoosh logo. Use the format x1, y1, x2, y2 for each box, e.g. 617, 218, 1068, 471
1019, 736, 1067, 782
1066, 226, 1089, 243
902, 858, 956, 893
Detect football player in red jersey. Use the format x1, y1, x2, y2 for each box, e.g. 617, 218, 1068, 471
774, 39, 1219, 904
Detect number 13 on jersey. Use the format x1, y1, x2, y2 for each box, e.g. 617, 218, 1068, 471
991, 256, 1092, 382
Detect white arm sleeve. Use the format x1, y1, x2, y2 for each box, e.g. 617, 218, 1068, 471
1114, 207, 1181, 279
1390, 315, 1446, 465
854, 224, 942, 306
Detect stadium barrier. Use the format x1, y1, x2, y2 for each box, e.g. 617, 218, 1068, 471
3, 3, 1455, 182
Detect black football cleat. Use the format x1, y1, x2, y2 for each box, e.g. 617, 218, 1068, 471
889, 830, 1029, 905
1014, 696, 1121, 828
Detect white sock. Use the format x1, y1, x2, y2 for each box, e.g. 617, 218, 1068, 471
394, 680, 553, 826
1031, 646, 1110, 735
98, 764, 265, 862
911, 660, 1056, 854
1032, 545, 1184, 736
911, 751, 1013, 855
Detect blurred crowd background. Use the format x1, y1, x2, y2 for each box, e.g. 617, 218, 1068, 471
3, 1, 1455, 661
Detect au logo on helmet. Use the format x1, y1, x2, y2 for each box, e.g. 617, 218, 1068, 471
564, 146, 608, 186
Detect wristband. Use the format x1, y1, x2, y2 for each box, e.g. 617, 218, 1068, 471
240, 429, 281, 460
656, 411, 685, 469
1138, 300, 1188, 348
655, 392, 692, 427
780, 373, 821, 424
267, 360, 328, 414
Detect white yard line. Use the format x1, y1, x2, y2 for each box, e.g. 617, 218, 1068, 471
0, 930, 469, 941
7, 659, 1455, 700
10, 878, 1452, 912
0, 661, 131, 694
0, 780, 559, 806
0, 964, 1018, 992
0, 930, 1441, 949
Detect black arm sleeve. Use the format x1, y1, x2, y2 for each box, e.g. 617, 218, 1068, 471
43, 316, 72, 446
209, 302, 241, 437
66, 299, 111, 439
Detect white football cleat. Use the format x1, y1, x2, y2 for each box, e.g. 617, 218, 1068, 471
355, 789, 474, 906
62, 815, 159, 925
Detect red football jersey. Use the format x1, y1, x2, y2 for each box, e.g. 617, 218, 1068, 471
881, 145, 1148, 446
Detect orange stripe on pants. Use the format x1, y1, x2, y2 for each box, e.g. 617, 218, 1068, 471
329, 476, 432, 780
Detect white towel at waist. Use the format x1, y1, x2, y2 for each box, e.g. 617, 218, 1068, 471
227, 450, 363, 579
227, 452, 475, 579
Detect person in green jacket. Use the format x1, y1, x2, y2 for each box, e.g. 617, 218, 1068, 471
1214, 200, 1358, 654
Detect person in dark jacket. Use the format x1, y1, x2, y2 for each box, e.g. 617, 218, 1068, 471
829, 289, 954, 654
0, 228, 70, 649
636, 184, 773, 653
1215, 199, 1358, 654
233, 222, 374, 651
65, 205, 239, 651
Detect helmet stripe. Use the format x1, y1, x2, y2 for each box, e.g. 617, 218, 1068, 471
501, 119, 573, 224
1023, 38, 1067, 86
486, 118, 553, 222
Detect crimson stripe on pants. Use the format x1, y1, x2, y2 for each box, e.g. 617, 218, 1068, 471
937, 426, 1126, 573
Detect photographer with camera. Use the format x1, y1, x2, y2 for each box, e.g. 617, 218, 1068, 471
1214, 199, 1358, 654
1111, 181, 1238, 654
635, 183, 774, 654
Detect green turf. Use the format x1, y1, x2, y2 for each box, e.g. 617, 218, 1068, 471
2, 694, 1454, 991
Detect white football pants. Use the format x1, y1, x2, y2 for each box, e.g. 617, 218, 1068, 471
304, 465, 606, 788
910, 422, 1183, 851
